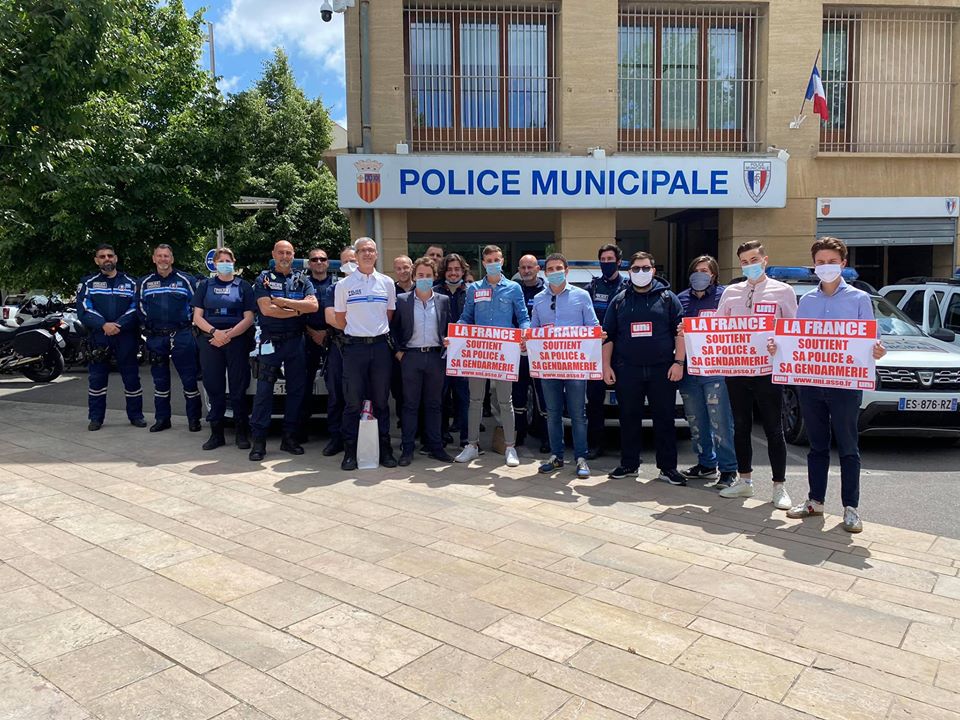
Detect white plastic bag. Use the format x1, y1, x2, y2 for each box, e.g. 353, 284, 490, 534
356, 400, 380, 470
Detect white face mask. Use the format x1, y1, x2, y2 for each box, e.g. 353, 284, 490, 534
630, 269, 654, 288
814, 264, 843, 283
341, 261, 358, 275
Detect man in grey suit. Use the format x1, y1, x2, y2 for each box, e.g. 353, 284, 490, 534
390, 257, 455, 466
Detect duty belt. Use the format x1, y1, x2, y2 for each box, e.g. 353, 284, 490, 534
145, 323, 191, 337
262, 329, 303, 343
342, 333, 390, 345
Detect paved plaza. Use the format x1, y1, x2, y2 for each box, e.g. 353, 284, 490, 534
1, 397, 960, 720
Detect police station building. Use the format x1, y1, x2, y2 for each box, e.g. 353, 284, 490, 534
333, 1, 960, 287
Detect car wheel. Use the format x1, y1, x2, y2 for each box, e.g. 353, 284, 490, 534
781, 385, 808, 446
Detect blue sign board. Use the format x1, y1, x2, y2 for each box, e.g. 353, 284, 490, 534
205, 249, 217, 273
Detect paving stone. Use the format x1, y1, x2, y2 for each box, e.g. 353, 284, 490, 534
550, 697, 634, 720
11, 493, 98, 522
581, 543, 690, 582
783, 668, 893, 720
935, 576, 960, 601
670, 565, 790, 610
159, 554, 282, 603
306, 524, 414, 563
637, 702, 704, 719
52, 510, 152, 544
55, 547, 151, 588
420, 558, 504, 593
113, 575, 223, 624
616, 576, 713, 614
938, 662, 960, 693
902, 622, 960, 663
231, 528, 327, 563
270, 648, 428, 720
584, 587, 697, 627
204, 661, 341, 720
34, 635, 171, 701
304, 550, 410, 592
288, 604, 441, 675
126, 617, 233, 673
103, 528, 212, 569
5, 552, 84, 588
482, 613, 590, 662
9, 524, 94, 558
181, 607, 312, 670
405, 703, 471, 720
383, 578, 510, 631
887, 697, 960, 720
87, 665, 237, 720
823, 552, 938, 592
726, 695, 820, 720
494, 519, 604, 557
377, 546, 460, 577
390, 644, 569, 720
0, 659, 90, 720
227, 581, 339, 629
776, 590, 910, 646
384, 604, 510, 660
471, 574, 576, 618
0, 564, 34, 594
0, 606, 119, 664
58, 582, 151, 626
796, 625, 938, 683
688, 617, 816, 666
296, 572, 401, 615
211, 705, 273, 720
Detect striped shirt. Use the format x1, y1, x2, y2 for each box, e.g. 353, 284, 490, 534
334, 269, 396, 337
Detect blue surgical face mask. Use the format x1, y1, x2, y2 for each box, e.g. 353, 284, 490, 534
485, 261, 502, 277
216, 261, 234, 275
689, 271, 712, 292
546, 270, 566, 287
415, 278, 434, 293
600, 261, 619, 278
742, 262, 765, 281
446, 277, 464, 286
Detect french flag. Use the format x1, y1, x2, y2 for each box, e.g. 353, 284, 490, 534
805, 64, 830, 121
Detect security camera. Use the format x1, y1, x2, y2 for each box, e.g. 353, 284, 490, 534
320, 0, 333, 22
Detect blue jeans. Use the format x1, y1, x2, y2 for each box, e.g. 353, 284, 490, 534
679, 374, 737, 472
799, 386, 862, 508
540, 379, 588, 461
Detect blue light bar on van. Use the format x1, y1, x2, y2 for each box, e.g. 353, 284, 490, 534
538, 260, 630, 269
765, 266, 859, 281
266, 258, 343, 272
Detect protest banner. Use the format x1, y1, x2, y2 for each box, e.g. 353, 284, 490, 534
526, 325, 603, 380
683, 315, 775, 376
772, 318, 877, 390
446, 324, 522, 381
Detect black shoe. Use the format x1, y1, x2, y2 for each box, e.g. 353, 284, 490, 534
88, 420, 102, 431
322, 438, 344, 456
341, 454, 358, 471
130, 417, 147, 428
660, 468, 688, 486
188, 419, 202, 432
149, 419, 172, 433
380, 451, 398, 469
398, 453, 413, 467
235, 421, 251, 450
716, 471, 737, 489
294, 431, 309, 444
280, 434, 305, 455
608, 466, 639, 479
539, 438, 551, 454
419, 445, 430, 456
586, 447, 601, 461
202, 423, 225, 451
515, 432, 527, 447
683, 463, 718, 479
249, 438, 266, 461
442, 432, 453, 446
428, 449, 454, 462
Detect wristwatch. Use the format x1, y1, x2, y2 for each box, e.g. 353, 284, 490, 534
672, 360, 684, 366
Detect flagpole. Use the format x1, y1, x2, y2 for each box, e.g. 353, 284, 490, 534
797, 49, 822, 118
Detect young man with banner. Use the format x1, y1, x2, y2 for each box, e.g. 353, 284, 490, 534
454, 245, 530, 467
777, 237, 886, 533
601, 251, 687, 486
529, 253, 599, 479
714, 241, 798, 509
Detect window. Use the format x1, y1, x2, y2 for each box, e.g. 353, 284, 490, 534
944, 295, 960, 333
405, 4, 557, 152
820, 8, 956, 153
618, 5, 760, 152
901, 291, 925, 324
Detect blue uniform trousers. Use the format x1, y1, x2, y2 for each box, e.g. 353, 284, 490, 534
615, 363, 678, 471
341, 340, 392, 446
512, 355, 545, 440
324, 341, 344, 440
146, 327, 201, 422
250, 336, 306, 439
197, 333, 251, 424
442, 375, 469, 444
586, 379, 608, 449
87, 331, 144, 423
301, 336, 327, 431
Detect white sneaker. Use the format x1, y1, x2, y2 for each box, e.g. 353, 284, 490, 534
455, 444, 479, 463
576, 457, 590, 479
505, 447, 520, 467
843, 506, 863, 533
772, 482, 792, 510
718, 479, 755, 498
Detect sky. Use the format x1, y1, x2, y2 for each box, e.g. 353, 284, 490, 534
184, 0, 348, 127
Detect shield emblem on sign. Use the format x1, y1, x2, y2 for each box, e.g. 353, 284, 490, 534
354, 160, 383, 204
821, 200, 831, 216
743, 161, 772, 203
947, 198, 958, 215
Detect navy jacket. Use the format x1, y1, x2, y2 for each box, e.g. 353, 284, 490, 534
603, 278, 683, 368
137, 269, 197, 330
588, 273, 629, 324
677, 283, 726, 318
77, 272, 139, 332
192, 277, 256, 330
305, 275, 335, 330
390, 291, 451, 351
253, 270, 316, 336
434, 281, 467, 323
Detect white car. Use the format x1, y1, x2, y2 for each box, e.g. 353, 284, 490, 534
781, 286, 960, 445
878, 278, 960, 346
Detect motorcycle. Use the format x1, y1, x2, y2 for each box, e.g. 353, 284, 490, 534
16, 295, 89, 367
0, 314, 67, 382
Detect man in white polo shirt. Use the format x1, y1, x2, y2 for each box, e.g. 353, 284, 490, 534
333, 237, 397, 471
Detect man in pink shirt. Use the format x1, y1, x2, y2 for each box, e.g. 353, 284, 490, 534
715, 241, 797, 509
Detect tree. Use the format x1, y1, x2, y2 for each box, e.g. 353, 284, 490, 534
0, 0, 248, 290
224, 49, 349, 268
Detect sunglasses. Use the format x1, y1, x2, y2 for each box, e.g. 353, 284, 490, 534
308, 257, 328, 263
630, 266, 653, 273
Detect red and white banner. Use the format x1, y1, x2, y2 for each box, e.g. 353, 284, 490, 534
526, 326, 602, 380
446, 324, 522, 381
683, 315, 775, 377
772, 319, 877, 390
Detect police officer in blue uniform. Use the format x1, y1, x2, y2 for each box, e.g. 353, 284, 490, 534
316, 246, 356, 457
514, 254, 548, 451
586, 243, 628, 459
191, 247, 256, 450
137, 244, 202, 433
76, 244, 146, 431
249, 240, 318, 461
299, 247, 335, 443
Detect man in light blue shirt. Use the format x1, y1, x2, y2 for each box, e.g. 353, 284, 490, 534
781, 237, 886, 534
531, 253, 599, 479
455, 245, 530, 467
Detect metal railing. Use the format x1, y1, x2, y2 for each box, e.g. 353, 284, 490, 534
404, 2, 559, 152
821, 8, 956, 153
618, 4, 762, 153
